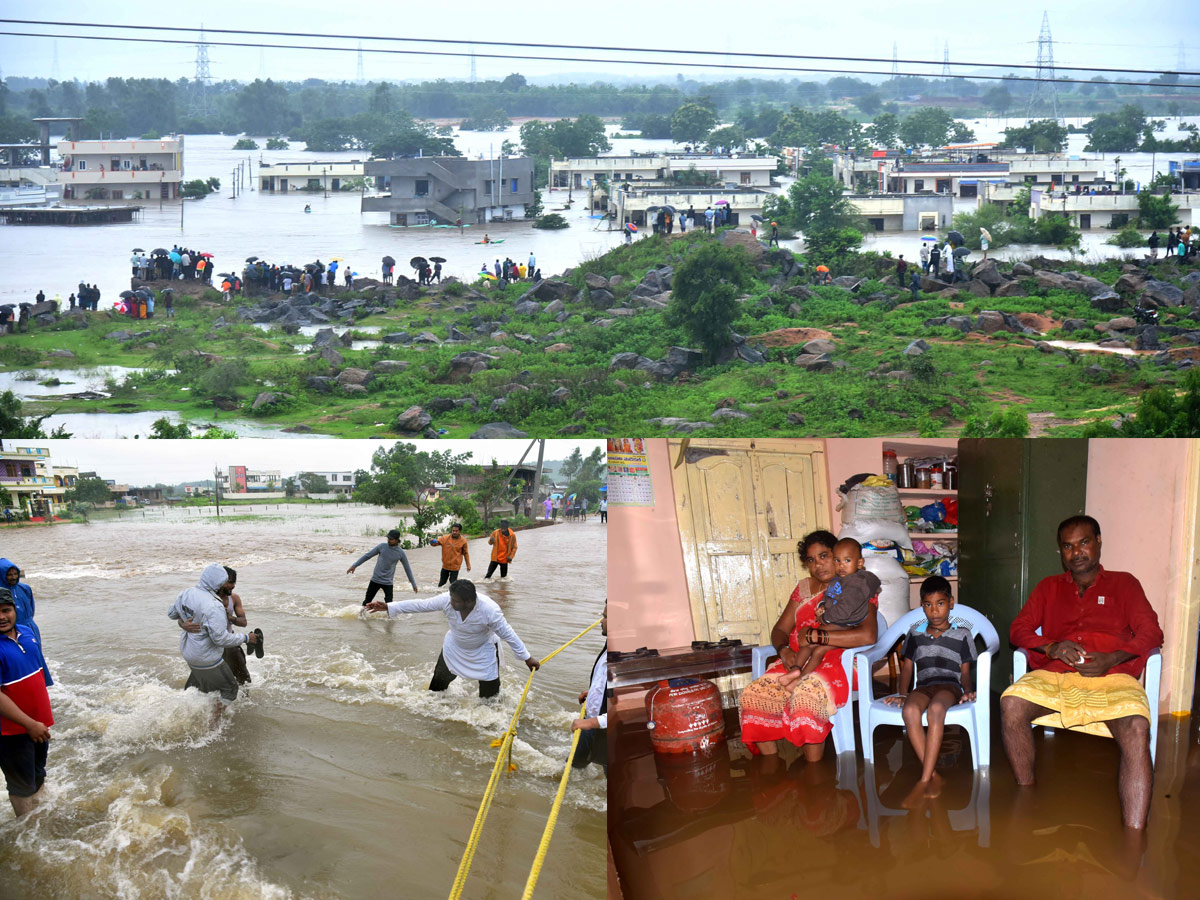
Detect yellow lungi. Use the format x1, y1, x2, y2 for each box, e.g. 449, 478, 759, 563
1001, 669, 1151, 739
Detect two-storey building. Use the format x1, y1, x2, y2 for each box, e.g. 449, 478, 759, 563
56, 136, 184, 201
362, 156, 535, 226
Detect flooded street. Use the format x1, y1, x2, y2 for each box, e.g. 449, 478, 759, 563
0, 507, 607, 900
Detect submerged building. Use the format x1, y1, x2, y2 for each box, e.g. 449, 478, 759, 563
362, 156, 535, 225
56, 136, 184, 201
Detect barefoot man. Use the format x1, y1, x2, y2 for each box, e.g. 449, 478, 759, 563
1000, 515, 1163, 829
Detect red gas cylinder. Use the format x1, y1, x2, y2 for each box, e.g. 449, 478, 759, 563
645, 677, 725, 754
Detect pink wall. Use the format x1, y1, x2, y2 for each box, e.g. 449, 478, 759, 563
608, 439, 694, 653
1086, 439, 1195, 711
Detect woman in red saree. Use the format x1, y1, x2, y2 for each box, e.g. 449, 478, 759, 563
739, 530, 879, 760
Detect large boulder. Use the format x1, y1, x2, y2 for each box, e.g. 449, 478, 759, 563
993, 281, 1026, 298
972, 259, 1004, 288
414, 331, 441, 344
306, 375, 334, 393
1011, 261, 1034, 277
710, 408, 751, 421
531, 279, 575, 302
395, 406, 432, 432
1090, 291, 1125, 313
1113, 272, 1148, 295
794, 352, 834, 372
610, 351, 653, 371
514, 299, 541, 316
1062, 318, 1089, 333
904, 339, 931, 356
965, 279, 993, 298
584, 272, 610, 290
549, 387, 571, 405
1142, 280, 1185, 307
832, 275, 860, 289
383, 332, 411, 344
975, 311, 1009, 334
311, 327, 337, 348
589, 289, 615, 310
335, 367, 372, 387
946, 315, 973, 332
663, 346, 704, 375
1035, 270, 1072, 292
373, 359, 410, 374
544, 298, 565, 316
318, 346, 344, 368
802, 339, 837, 356
921, 276, 951, 293
251, 391, 289, 411
446, 351, 497, 383
470, 423, 528, 439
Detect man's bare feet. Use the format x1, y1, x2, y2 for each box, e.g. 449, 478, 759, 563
923, 771, 944, 799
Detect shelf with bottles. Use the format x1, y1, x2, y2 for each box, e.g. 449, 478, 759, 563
896, 487, 957, 498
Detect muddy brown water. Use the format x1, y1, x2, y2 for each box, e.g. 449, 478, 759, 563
0, 507, 606, 899
610, 697, 1200, 899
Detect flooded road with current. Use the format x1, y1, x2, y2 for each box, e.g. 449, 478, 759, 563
0, 506, 607, 900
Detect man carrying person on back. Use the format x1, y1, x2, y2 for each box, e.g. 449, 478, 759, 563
348, 529, 419, 606
167, 564, 261, 706
430, 523, 471, 587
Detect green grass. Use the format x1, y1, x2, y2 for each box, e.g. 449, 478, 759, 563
13, 238, 1199, 436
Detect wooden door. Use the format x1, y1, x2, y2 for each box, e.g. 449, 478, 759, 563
671, 439, 829, 646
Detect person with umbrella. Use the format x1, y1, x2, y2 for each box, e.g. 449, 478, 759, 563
928, 241, 941, 279
430, 256, 446, 284
920, 240, 931, 273
944, 239, 956, 283
980, 227, 991, 260
161, 288, 175, 319
381, 255, 394, 284
770, 220, 779, 247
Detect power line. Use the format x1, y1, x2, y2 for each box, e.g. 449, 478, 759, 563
2, 29, 1198, 90
2, 18, 1198, 78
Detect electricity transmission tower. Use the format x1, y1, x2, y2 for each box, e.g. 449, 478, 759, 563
891, 42, 900, 97
192, 26, 212, 118
941, 42, 951, 79
469, 46, 477, 83
1026, 11, 1061, 123
356, 41, 365, 82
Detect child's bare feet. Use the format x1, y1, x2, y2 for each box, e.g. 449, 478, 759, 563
923, 771, 944, 799
902, 779, 930, 809
776, 668, 803, 690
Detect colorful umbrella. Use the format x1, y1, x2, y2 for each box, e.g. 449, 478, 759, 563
920, 235, 938, 242
198, 252, 214, 259
624, 222, 637, 232
816, 265, 830, 273
329, 256, 344, 262
980, 228, 992, 242
715, 200, 729, 205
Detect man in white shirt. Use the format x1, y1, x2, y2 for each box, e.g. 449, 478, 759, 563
365, 580, 539, 698
571, 602, 607, 774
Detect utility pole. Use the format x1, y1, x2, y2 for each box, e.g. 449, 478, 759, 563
891, 42, 900, 99
529, 439, 546, 514
213, 465, 222, 520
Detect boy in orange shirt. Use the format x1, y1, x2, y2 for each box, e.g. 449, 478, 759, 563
430, 523, 471, 587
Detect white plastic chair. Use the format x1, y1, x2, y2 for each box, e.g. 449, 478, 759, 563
862, 759, 991, 848
856, 604, 1000, 769
750, 609, 888, 757
1012, 629, 1162, 764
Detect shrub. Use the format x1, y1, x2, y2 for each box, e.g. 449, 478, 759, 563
1106, 225, 1145, 248
533, 213, 569, 229
265, 137, 289, 150
664, 242, 754, 363
232, 138, 259, 150
962, 408, 1031, 437
195, 358, 252, 399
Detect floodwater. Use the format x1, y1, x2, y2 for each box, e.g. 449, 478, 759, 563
0, 365, 157, 400
610, 693, 1200, 900
38, 409, 335, 439
1044, 339, 1146, 357
3, 118, 1197, 307
0, 508, 607, 900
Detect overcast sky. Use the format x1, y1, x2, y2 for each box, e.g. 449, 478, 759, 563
1, 1, 1195, 84
34, 439, 602, 484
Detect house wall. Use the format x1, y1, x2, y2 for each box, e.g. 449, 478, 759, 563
1086, 439, 1200, 713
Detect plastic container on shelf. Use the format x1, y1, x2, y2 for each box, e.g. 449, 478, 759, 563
882, 449, 898, 483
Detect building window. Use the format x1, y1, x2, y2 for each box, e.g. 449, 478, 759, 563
914, 179, 924, 192
415, 179, 429, 197
741, 172, 751, 185
122, 159, 132, 170
511, 178, 518, 193
78, 159, 87, 170
111, 190, 124, 199
415, 212, 430, 225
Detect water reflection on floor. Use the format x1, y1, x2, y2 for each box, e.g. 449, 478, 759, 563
610, 695, 1200, 899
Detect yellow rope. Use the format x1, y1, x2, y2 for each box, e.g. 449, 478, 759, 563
447, 618, 602, 900
520, 703, 587, 900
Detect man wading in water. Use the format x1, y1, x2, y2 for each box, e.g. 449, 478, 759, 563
348, 529, 419, 606
365, 580, 540, 698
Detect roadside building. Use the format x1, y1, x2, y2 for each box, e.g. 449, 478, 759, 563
218, 466, 281, 493
550, 154, 777, 193
56, 135, 184, 201
612, 184, 770, 228
258, 160, 364, 192
847, 193, 954, 232
295, 470, 358, 495
0, 445, 65, 518
362, 156, 535, 225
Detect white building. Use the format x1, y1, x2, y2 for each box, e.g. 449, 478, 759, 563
296, 470, 357, 494
217, 466, 281, 492
259, 160, 364, 192
550, 154, 777, 192
56, 136, 184, 201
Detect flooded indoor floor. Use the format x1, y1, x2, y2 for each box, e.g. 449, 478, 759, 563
609, 667, 1200, 900
0, 506, 607, 899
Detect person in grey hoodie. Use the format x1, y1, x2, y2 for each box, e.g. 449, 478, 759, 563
347, 529, 419, 607
168, 564, 259, 702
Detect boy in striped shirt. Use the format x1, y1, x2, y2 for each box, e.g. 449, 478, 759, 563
884, 575, 977, 802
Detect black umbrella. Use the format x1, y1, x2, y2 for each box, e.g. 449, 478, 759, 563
382, 255, 396, 266
119, 290, 136, 299
217, 272, 234, 278
303, 263, 319, 272
151, 248, 169, 255
132, 248, 145, 253
429, 256, 447, 264
661, 205, 676, 214
947, 230, 965, 247
245, 255, 259, 263
159, 287, 174, 294
953, 246, 971, 258
410, 256, 428, 269
751, 214, 765, 222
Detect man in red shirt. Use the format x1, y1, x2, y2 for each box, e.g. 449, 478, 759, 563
1001, 515, 1163, 829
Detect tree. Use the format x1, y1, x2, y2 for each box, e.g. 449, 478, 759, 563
857, 91, 882, 115
1137, 191, 1179, 229
1001, 119, 1068, 153
149, 417, 191, 438
948, 122, 976, 143
472, 459, 516, 526
664, 243, 754, 363
353, 443, 472, 543
867, 112, 900, 148
1084, 104, 1147, 152
65, 475, 113, 508
369, 119, 458, 158
233, 79, 293, 136
637, 113, 672, 139
1084, 369, 1200, 436
500, 73, 527, 91
962, 409, 1030, 438
899, 107, 957, 148
670, 103, 718, 144
0, 391, 68, 438
561, 447, 605, 504
982, 86, 1012, 116
778, 162, 859, 234
283, 476, 297, 498
705, 124, 746, 151
299, 472, 331, 495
